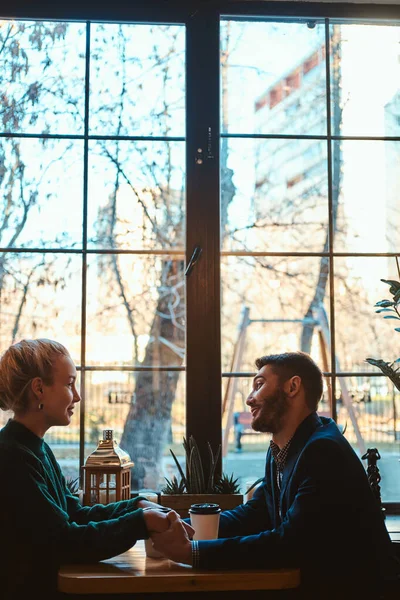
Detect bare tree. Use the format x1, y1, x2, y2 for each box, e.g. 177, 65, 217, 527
0, 20, 79, 348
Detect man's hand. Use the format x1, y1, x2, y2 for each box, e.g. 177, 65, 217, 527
151, 511, 194, 565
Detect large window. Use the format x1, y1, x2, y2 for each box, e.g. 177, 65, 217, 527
220, 16, 400, 502
0, 18, 187, 490
1, 3, 400, 505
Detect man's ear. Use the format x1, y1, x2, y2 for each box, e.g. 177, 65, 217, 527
285, 375, 301, 397
31, 377, 44, 399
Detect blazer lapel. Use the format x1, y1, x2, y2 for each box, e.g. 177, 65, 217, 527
279, 412, 323, 508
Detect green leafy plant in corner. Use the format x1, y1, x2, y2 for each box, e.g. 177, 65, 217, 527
366, 258, 400, 392
161, 435, 239, 494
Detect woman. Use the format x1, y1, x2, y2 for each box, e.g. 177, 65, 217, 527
0, 338, 190, 599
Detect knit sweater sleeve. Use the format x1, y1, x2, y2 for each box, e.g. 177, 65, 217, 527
0, 445, 149, 564
66, 492, 149, 524
44, 445, 147, 523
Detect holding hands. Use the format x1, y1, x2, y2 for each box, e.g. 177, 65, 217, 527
150, 510, 194, 565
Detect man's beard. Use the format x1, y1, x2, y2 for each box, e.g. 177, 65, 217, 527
251, 387, 289, 434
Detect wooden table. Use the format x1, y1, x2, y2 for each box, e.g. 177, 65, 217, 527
58, 540, 301, 598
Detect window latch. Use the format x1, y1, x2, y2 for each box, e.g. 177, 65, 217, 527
185, 246, 202, 277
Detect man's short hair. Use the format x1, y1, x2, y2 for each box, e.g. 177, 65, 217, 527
255, 352, 323, 412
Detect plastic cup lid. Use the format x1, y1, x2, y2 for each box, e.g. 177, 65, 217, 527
188, 502, 221, 514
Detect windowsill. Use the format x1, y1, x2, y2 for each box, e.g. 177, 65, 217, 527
383, 503, 400, 516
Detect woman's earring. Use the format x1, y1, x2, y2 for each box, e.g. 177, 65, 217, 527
38, 387, 44, 410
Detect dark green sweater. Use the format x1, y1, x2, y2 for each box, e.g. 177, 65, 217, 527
0, 419, 149, 599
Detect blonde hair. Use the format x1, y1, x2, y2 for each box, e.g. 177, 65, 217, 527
0, 339, 70, 414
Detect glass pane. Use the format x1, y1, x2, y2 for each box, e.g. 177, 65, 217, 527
221, 19, 326, 135
336, 375, 400, 502
86, 254, 185, 367
85, 370, 185, 490
0, 20, 86, 134
222, 375, 332, 494
0, 138, 84, 249
221, 256, 331, 374
88, 141, 185, 250
0, 252, 82, 363
45, 370, 81, 484
90, 24, 185, 137
334, 257, 400, 373
221, 138, 328, 252
334, 140, 400, 253
330, 23, 400, 137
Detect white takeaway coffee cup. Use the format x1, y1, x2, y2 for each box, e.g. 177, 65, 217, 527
188, 503, 221, 541
144, 537, 164, 559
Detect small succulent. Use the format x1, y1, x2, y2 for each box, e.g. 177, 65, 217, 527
65, 476, 80, 495
168, 435, 221, 494
163, 435, 238, 495
161, 475, 186, 494
214, 473, 241, 494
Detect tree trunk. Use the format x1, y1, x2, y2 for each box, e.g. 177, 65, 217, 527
120, 259, 185, 490
120, 26, 236, 490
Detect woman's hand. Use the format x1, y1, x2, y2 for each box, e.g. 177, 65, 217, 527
137, 498, 170, 512
142, 508, 176, 534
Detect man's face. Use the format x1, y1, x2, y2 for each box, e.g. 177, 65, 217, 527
245, 364, 289, 434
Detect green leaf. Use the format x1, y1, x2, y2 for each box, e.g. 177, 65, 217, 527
214, 472, 241, 494
245, 476, 264, 495
161, 475, 186, 494
375, 308, 395, 313
383, 315, 400, 320
365, 358, 400, 392
395, 328, 400, 333
169, 449, 187, 489
381, 279, 400, 294
375, 300, 395, 307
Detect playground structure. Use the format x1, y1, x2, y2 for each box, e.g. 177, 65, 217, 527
222, 305, 367, 458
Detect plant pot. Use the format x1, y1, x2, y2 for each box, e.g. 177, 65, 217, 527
159, 493, 244, 519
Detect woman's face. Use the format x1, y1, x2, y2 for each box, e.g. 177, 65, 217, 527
41, 354, 81, 427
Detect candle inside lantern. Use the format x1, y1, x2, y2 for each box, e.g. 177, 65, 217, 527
99, 474, 117, 503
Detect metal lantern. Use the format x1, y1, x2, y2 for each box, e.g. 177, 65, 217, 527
83, 429, 133, 506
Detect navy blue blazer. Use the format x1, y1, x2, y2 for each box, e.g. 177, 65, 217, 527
198, 413, 399, 595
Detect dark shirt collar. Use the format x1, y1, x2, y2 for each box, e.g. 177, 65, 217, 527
269, 411, 325, 471
270, 436, 293, 472
1, 418, 45, 456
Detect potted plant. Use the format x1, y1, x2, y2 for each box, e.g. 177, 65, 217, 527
366, 264, 400, 392
159, 435, 243, 518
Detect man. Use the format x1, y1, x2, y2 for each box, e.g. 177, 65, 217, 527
152, 352, 400, 598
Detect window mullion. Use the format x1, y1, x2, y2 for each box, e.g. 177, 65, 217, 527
186, 7, 222, 478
